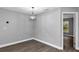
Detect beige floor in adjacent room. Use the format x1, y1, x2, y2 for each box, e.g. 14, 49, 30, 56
0, 38, 78, 52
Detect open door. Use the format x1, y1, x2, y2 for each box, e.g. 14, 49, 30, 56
62, 12, 78, 50
63, 17, 74, 50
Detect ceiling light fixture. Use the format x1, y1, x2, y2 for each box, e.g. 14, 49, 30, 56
30, 15, 36, 20
30, 7, 36, 20
29, 7, 48, 20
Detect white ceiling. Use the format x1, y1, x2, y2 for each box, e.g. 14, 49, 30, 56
1, 7, 57, 15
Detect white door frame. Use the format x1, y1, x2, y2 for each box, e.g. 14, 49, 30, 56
62, 12, 78, 50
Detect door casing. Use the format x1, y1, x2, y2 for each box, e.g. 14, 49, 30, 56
62, 12, 78, 50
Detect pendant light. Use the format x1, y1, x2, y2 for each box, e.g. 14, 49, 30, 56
30, 7, 36, 20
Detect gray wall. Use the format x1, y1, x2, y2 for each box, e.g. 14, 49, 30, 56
0, 8, 33, 45
61, 7, 78, 12
77, 8, 79, 49
34, 7, 79, 49
34, 8, 62, 48
63, 14, 73, 18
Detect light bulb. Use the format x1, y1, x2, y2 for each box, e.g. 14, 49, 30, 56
30, 16, 36, 20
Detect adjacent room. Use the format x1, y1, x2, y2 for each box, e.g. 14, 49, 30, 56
0, 7, 78, 52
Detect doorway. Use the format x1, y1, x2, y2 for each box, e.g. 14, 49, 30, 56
62, 12, 78, 50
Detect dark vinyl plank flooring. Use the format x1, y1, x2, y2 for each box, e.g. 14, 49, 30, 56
0, 39, 78, 52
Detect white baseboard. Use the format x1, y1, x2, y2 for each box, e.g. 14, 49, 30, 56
75, 46, 79, 50
0, 37, 63, 50
75, 48, 79, 50
33, 38, 63, 50
0, 38, 33, 48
